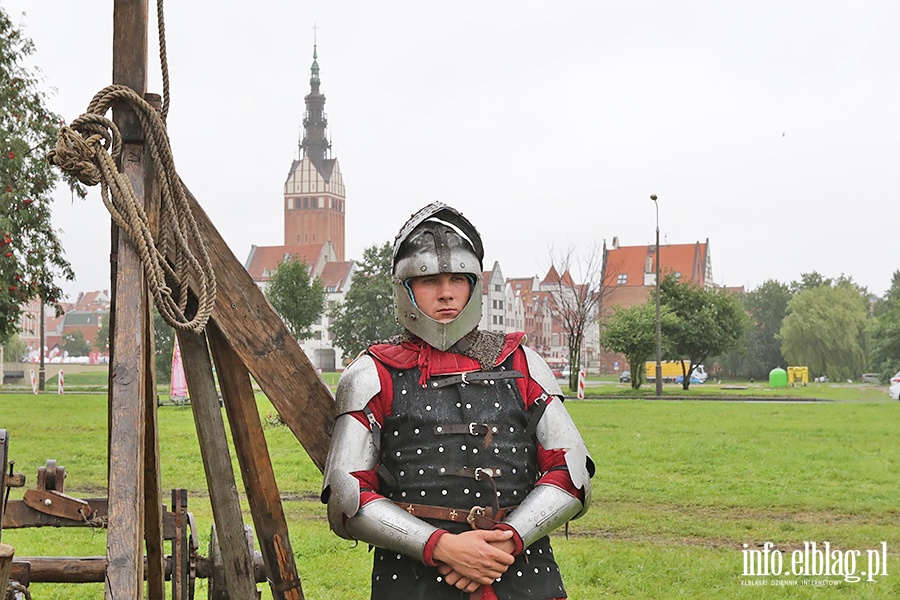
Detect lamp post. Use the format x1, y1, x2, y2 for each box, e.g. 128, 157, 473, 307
651, 194, 662, 396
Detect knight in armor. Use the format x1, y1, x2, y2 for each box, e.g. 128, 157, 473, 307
321, 202, 594, 600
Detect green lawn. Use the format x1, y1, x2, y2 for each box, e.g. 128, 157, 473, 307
1, 392, 897, 598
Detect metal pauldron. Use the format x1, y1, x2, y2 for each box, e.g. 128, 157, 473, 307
502, 484, 583, 549
345, 498, 440, 560
322, 414, 379, 539
335, 354, 382, 415
523, 346, 564, 397
534, 398, 594, 518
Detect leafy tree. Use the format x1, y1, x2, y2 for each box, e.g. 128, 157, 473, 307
0, 8, 83, 345
153, 307, 175, 383
780, 284, 868, 381
601, 302, 675, 389
62, 330, 90, 357
330, 242, 400, 361
868, 271, 900, 382
2, 333, 26, 361
265, 258, 325, 339
718, 280, 791, 379
95, 311, 110, 352
657, 274, 749, 389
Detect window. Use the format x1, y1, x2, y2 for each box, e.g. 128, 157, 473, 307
498, 316, 503, 325
494, 284, 502, 292
498, 300, 503, 310
617, 273, 628, 285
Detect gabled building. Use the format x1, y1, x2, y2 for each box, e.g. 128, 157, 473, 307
481, 261, 507, 332
599, 236, 717, 373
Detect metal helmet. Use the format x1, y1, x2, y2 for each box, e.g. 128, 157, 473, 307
392, 202, 484, 351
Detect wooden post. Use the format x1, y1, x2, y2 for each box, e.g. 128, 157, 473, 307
208, 322, 305, 599
183, 186, 335, 471
177, 329, 258, 599
142, 91, 166, 600
170, 489, 190, 600
107, 1, 150, 597
0, 543, 14, 594
0, 429, 8, 543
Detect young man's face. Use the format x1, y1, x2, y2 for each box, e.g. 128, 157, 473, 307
408, 272, 472, 323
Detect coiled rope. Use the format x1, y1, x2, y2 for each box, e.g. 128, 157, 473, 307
48, 0, 215, 334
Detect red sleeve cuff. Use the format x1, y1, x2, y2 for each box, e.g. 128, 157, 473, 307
492, 523, 524, 556
423, 529, 449, 566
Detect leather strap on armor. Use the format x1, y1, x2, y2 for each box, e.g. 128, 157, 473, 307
427, 369, 523, 388
391, 501, 517, 530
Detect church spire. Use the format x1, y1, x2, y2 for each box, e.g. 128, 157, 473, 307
300, 41, 330, 168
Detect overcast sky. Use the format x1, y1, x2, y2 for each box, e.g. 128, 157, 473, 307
6, 0, 899, 300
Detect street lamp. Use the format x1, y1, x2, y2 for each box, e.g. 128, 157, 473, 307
651, 194, 662, 396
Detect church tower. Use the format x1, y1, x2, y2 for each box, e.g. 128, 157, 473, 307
283, 45, 346, 260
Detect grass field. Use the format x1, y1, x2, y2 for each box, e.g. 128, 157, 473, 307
1, 388, 898, 598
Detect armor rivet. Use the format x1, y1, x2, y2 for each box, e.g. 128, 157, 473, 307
420, 265, 427, 271
439, 447, 444, 452
436, 426, 443, 432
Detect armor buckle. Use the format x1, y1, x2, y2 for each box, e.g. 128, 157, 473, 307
466, 505, 485, 528
474, 467, 493, 481
468, 422, 479, 435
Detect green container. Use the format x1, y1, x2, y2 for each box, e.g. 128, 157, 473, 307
769, 367, 788, 388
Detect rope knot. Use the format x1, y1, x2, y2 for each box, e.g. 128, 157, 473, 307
48, 126, 105, 186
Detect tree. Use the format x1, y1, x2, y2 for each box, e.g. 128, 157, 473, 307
546, 244, 610, 391
330, 242, 400, 361
601, 302, 675, 389
265, 258, 325, 339
868, 271, 900, 382
0, 8, 83, 345
62, 330, 90, 357
95, 311, 110, 352
153, 307, 175, 383
780, 283, 869, 381
2, 333, 26, 362
718, 280, 791, 380
658, 274, 749, 389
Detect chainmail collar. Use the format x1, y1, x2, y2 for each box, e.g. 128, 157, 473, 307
374, 328, 508, 371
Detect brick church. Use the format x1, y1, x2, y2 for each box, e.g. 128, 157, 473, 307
245, 45, 353, 370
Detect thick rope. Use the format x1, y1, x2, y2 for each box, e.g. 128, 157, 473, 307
48, 85, 216, 333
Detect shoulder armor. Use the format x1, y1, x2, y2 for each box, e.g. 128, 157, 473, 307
523, 346, 564, 397
335, 354, 381, 415
535, 399, 595, 518
322, 414, 379, 538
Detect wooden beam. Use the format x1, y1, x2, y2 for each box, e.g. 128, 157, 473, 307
208, 321, 305, 599
183, 185, 335, 471
108, 2, 149, 599
177, 329, 258, 599
142, 91, 166, 600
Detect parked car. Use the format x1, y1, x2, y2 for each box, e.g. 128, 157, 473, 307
619, 370, 631, 383
889, 371, 900, 400
552, 369, 563, 379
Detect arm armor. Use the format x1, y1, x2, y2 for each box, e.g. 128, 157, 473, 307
321, 354, 381, 539
535, 399, 594, 518
344, 498, 440, 559
502, 484, 584, 549
523, 346, 595, 519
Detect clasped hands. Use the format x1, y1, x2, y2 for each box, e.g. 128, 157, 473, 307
432, 529, 516, 594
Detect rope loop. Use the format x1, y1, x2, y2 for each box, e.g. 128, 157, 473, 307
49, 84, 216, 334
